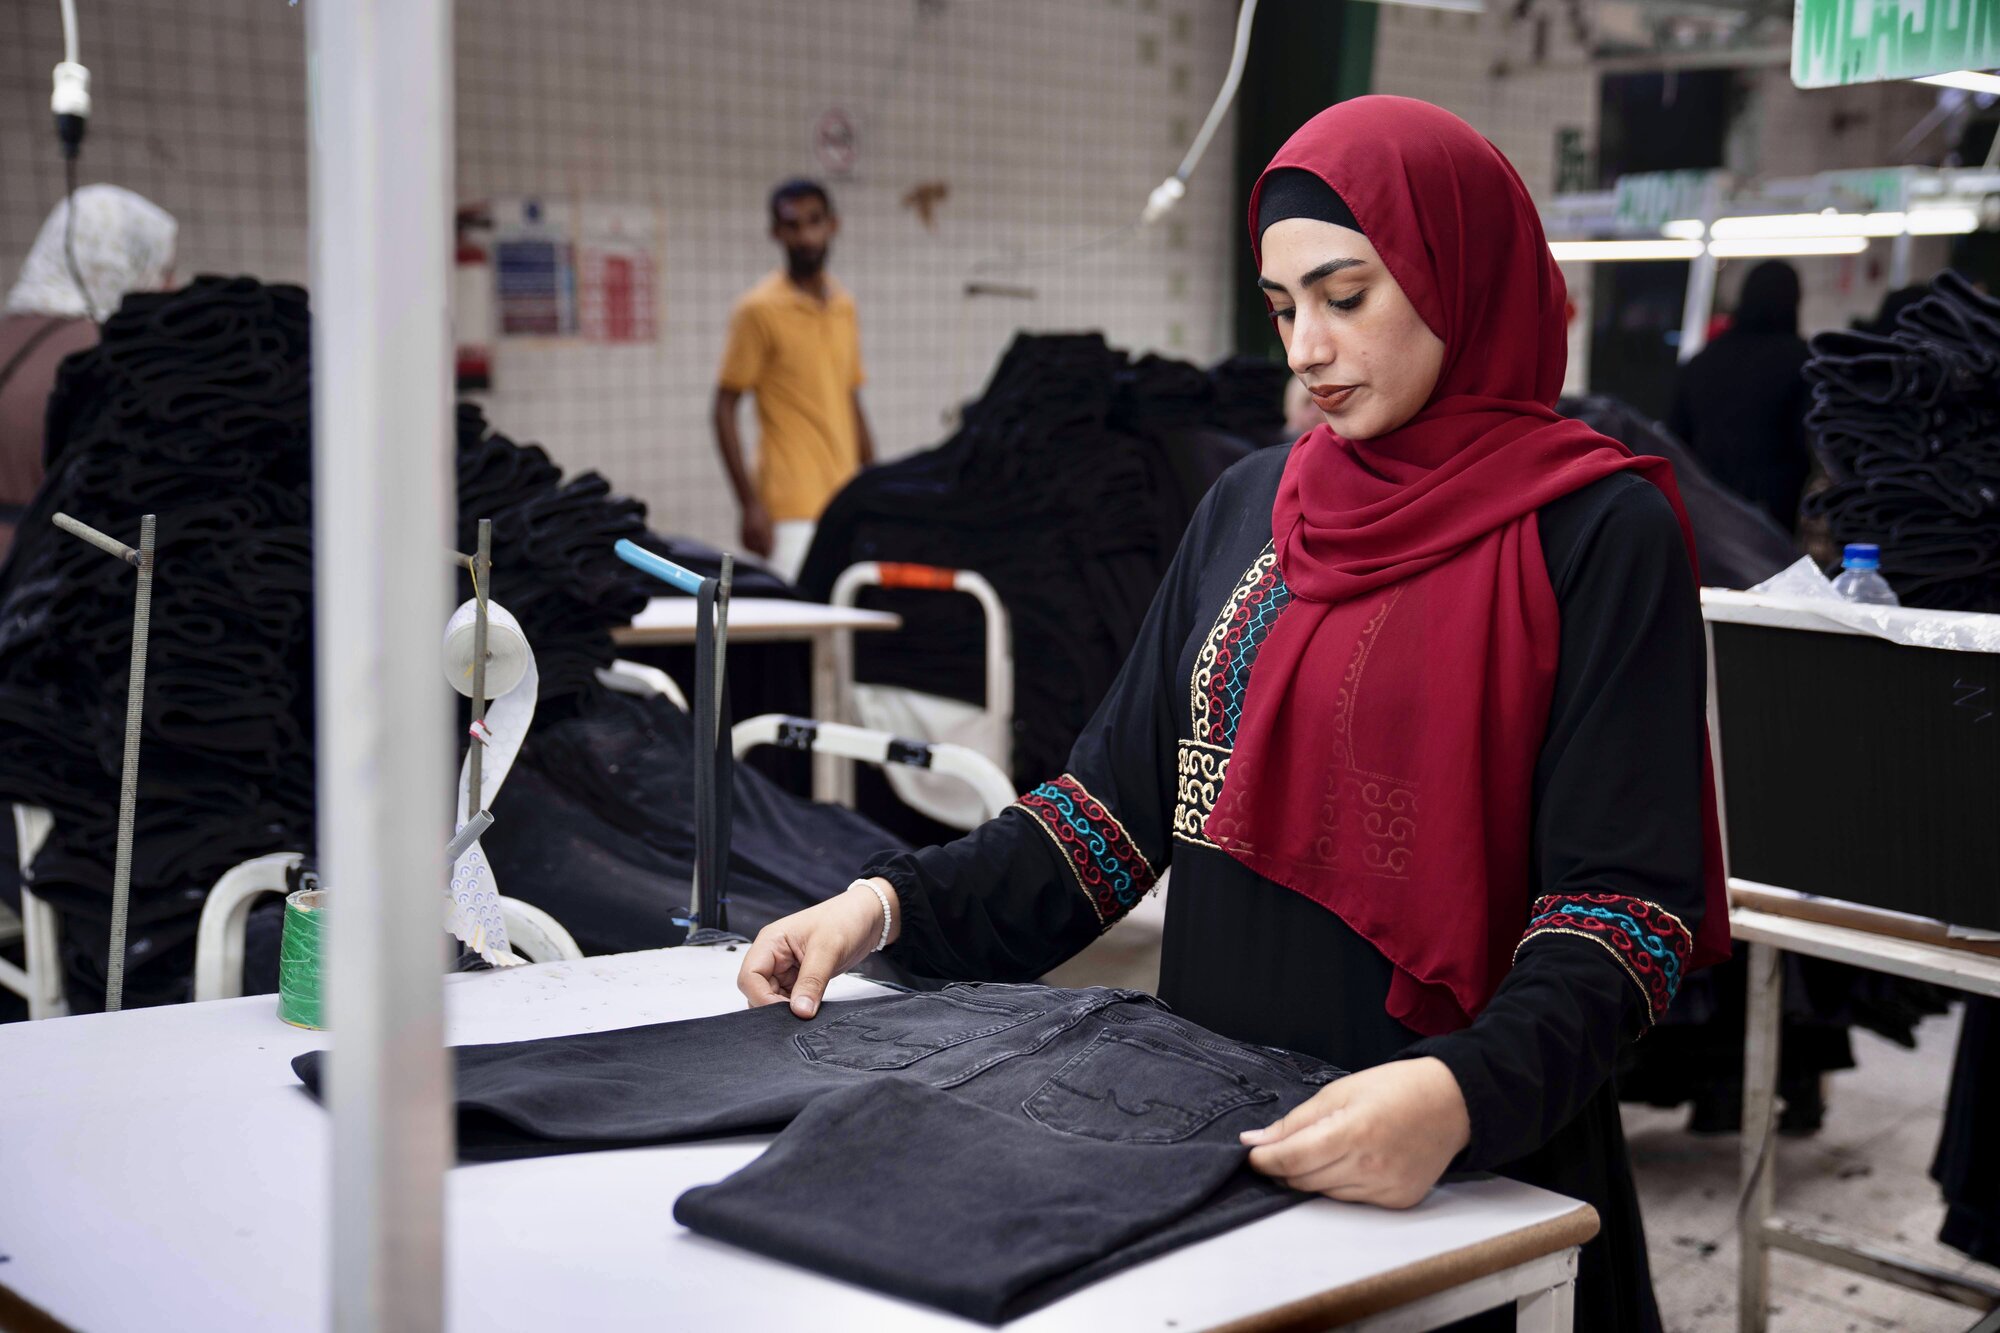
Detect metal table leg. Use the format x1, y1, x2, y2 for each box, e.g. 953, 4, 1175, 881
1739, 939, 1784, 1333
1514, 1268, 1577, 1332
809, 627, 848, 804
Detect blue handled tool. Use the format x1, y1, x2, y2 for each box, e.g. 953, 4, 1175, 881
615, 539, 705, 597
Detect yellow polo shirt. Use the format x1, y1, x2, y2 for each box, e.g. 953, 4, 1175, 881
718, 271, 865, 522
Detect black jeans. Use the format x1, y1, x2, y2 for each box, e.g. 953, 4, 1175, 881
295, 983, 1345, 1323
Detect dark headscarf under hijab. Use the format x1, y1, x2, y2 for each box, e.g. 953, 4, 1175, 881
1212, 96, 1729, 1036
1667, 261, 1813, 527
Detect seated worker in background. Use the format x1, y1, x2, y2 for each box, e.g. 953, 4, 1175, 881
712, 179, 874, 582
0, 185, 176, 563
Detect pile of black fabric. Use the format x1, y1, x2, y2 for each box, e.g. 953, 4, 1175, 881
0, 276, 898, 1010
796, 334, 1286, 789
0, 278, 317, 1006
1803, 270, 2000, 612
1558, 394, 1797, 589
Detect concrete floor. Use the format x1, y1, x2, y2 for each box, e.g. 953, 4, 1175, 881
1626, 1008, 1999, 1333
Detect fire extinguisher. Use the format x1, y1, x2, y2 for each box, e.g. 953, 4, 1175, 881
456, 204, 494, 392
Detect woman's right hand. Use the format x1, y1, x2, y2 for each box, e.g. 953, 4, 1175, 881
738, 879, 901, 1018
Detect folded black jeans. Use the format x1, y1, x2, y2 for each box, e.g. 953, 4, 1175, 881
295, 983, 1346, 1322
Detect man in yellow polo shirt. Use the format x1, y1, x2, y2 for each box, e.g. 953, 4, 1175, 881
713, 179, 875, 581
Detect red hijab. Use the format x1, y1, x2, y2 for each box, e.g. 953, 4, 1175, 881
1206, 97, 1729, 1036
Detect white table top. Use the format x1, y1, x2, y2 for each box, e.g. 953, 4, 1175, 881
613, 596, 901, 643
0, 947, 1588, 1332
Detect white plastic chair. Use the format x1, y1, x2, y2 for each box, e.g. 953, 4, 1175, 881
191, 850, 584, 1002
0, 804, 66, 1019
732, 714, 1016, 822
830, 562, 1013, 828
596, 658, 688, 711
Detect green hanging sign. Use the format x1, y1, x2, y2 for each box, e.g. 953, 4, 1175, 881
1794, 0, 2000, 89
1614, 170, 1719, 229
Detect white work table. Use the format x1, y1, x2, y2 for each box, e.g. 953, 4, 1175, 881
0, 948, 1595, 1332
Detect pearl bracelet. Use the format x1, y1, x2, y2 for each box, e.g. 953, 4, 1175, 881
855, 878, 893, 953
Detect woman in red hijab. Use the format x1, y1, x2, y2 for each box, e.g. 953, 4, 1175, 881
741, 97, 1725, 1329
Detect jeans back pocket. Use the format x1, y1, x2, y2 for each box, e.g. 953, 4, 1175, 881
1024, 1029, 1276, 1145
796, 989, 1043, 1072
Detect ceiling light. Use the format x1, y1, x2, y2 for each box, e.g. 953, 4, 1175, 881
1548, 239, 1705, 262
1710, 212, 1905, 239
1707, 236, 1870, 257
1905, 207, 1979, 234
1660, 219, 1706, 240
1916, 70, 2000, 95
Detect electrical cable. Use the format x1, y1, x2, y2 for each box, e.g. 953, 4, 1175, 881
63, 153, 99, 324
966, 0, 1259, 276
53, 0, 97, 321
1142, 0, 1262, 223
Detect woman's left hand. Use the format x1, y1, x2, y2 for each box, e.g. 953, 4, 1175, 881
1240, 1056, 1471, 1209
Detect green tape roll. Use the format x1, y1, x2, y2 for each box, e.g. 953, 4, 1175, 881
278, 888, 326, 1030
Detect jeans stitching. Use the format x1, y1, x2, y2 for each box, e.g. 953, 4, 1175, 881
1022, 1029, 1275, 1144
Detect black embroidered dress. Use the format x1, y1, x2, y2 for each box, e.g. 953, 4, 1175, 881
867, 446, 1709, 1332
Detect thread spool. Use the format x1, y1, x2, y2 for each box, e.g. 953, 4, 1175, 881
442, 598, 530, 699
277, 887, 327, 1029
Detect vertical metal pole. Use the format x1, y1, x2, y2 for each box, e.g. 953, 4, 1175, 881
308, 2, 453, 1331
468, 518, 491, 814
1889, 232, 1914, 291
1738, 939, 1783, 1333
1679, 177, 1722, 365
104, 514, 154, 1013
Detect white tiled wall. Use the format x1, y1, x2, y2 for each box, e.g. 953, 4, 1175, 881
1370, 4, 1601, 391
1, 0, 309, 289
4, 0, 1240, 549
1372, 4, 1599, 202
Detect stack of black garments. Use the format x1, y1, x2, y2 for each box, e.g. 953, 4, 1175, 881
796, 334, 1285, 798
0, 278, 317, 1008
0, 276, 900, 1011
1803, 270, 2000, 612
1801, 271, 2000, 1265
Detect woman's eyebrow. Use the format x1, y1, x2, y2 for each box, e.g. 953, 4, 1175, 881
1256, 256, 1366, 295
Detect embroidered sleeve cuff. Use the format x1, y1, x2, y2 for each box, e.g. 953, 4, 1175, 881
1515, 893, 1693, 1026
1013, 774, 1159, 927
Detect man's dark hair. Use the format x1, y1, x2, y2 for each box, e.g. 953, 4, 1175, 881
769, 178, 832, 225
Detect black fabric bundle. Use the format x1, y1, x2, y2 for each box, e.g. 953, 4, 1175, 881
1557, 394, 1797, 589
0, 276, 897, 1010
0, 278, 315, 1005
483, 689, 901, 957
796, 334, 1285, 786
1802, 270, 2000, 612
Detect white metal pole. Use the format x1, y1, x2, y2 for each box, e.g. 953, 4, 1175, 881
1678, 178, 1723, 365
307, 3, 455, 1331
1889, 231, 1914, 290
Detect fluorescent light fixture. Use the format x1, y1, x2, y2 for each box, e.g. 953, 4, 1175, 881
1906, 206, 1979, 234
1710, 212, 1906, 239
1548, 239, 1704, 262
1916, 70, 2000, 95
1707, 235, 1869, 257
1660, 219, 1707, 240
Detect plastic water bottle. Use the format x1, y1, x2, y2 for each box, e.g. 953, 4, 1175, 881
1830, 543, 1900, 606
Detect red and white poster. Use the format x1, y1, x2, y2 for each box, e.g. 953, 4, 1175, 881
576, 203, 660, 344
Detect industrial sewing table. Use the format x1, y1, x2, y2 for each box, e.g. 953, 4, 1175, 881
0, 946, 1595, 1332
612, 596, 902, 801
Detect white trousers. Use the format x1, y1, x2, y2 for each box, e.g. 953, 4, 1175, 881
769, 520, 815, 584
